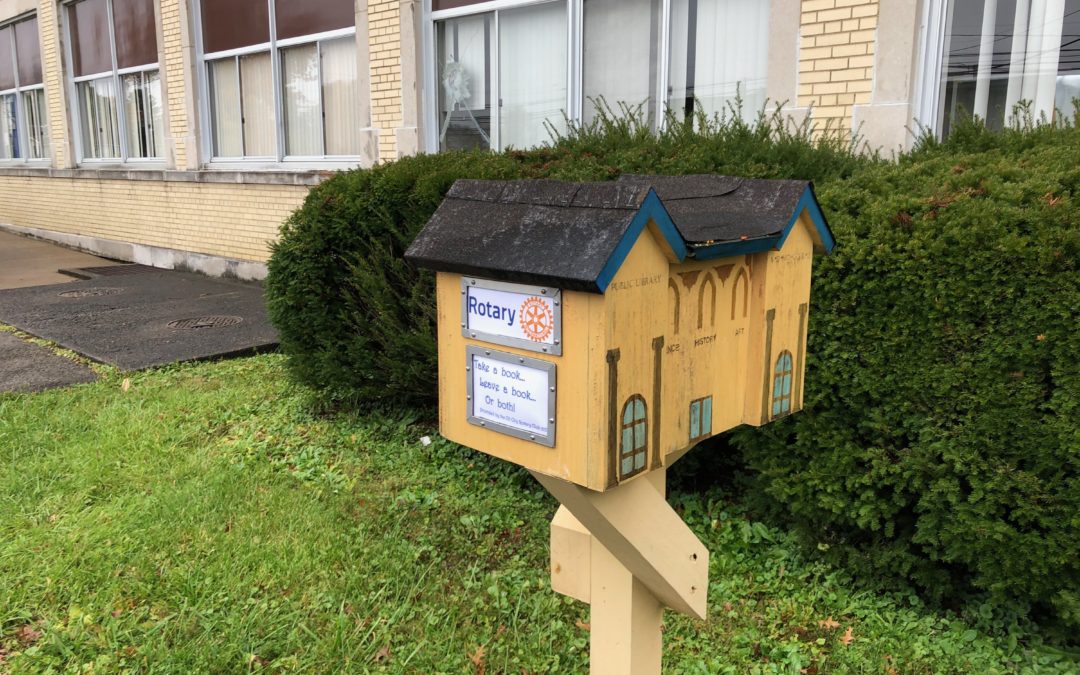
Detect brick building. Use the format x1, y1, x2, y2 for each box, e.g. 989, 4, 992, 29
0, 0, 1075, 274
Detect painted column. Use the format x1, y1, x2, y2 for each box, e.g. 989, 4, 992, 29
650, 336, 663, 470
760, 308, 775, 422
606, 348, 621, 489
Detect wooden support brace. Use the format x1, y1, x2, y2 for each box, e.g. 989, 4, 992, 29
535, 470, 708, 620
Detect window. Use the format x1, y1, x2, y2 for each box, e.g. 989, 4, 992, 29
667, 0, 770, 122
428, 0, 770, 152
772, 350, 793, 418
435, 1, 568, 151
930, 0, 1080, 134
0, 16, 49, 161
66, 0, 161, 161
200, 0, 361, 161
620, 395, 648, 479
689, 396, 713, 442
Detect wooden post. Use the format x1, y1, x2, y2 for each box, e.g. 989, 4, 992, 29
541, 468, 706, 674
590, 540, 663, 673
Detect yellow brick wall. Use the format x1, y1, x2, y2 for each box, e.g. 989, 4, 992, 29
159, 0, 189, 169
369, 0, 403, 162
798, 0, 879, 135
0, 176, 308, 262
37, 0, 69, 168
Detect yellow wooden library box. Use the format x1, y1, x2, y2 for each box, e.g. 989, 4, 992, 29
406, 175, 834, 492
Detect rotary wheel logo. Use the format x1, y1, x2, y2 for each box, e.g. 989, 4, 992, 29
520, 297, 554, 343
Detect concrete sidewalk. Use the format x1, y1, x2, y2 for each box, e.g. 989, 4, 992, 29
0, 232, 278, 392
0, 230, 124, 290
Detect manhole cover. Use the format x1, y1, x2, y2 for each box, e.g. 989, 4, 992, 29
58, 287, 124, 298
167, 316, 244, 330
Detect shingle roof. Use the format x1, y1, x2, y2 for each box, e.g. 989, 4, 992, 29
405, 175, 833, 293
617, 174, 811, 245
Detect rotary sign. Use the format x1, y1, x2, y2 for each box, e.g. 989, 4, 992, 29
461, 277, 562, 355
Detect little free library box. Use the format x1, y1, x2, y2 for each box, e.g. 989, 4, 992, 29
406, 175, 834, 492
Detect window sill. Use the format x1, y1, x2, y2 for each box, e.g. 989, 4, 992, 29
0, 166, 334, 186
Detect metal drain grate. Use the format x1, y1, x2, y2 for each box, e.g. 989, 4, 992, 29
58, 287, 124, 298
167, 316, 244, 330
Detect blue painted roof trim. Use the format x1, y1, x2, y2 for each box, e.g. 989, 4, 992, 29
692, 184, 835, 261
594, 189, 688, 293
692, 235, 781, 260
775, 184, 835, 254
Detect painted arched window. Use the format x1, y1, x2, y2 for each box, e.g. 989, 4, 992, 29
772, 351, 793, 418
620, 395, 648, 479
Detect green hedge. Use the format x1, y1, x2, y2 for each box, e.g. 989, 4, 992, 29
732, 117, 1080, 633
265, 110, 1080, 633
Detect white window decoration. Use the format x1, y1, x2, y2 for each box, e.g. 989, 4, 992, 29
0, 16, 49, 162
427, 0, 771, 153
199, 0, 360, 162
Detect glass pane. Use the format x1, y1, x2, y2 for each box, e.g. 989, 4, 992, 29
15, 18, 43, 86
634, 450, 645, 471
622, 455, 634, 476
209, 58, 242, 157
772, 399, 781, 416
938, 0, 1080, 133
112, 0, 158, 69
69, 0, 113, 77
623, 402, 634, 424
583, 0, 659, 125
702, 397, 712, 432
690, 401, 700, 438
240, 52, 275, 156
22, 89, 48, 159
123, 71, 162, 158
499, 1, 567, 149
668, 0, 769, 123
0, 27, 13, 90
321, 37, 361, 155
275, 0, 354, 40
622, 427, 634, 455
939, 0, 1017, 133
0, 94, 16, 158
78, 77, 120, 158
634, 421, 646, 449
635, 399, 645, 420
282, 43, 322, 156
782, 374, 792, 396
436, 14, 492, 151
201, 0, 269, 53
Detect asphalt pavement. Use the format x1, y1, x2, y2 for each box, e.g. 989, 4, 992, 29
0, 231, 278, 393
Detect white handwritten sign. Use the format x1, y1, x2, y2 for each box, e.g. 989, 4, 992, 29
462, 278, 561, 355
468, 347, 556, 446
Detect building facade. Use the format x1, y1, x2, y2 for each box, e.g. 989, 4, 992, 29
0, 0, 1075, 274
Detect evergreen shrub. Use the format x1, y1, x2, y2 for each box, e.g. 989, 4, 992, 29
732, 116, 1080, 633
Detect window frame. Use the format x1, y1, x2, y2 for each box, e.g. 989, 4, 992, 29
62, 0, 164, 166
193, 0, 362, 169
689, 395, 712, 443
619, 394, 648, 481
0, 13, 49, 165
771, 350, 793, 419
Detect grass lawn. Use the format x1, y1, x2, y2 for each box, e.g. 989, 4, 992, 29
1, 354, 1076, 673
